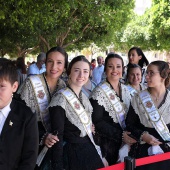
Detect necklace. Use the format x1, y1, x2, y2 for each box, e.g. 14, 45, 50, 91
106, 79, 122, 100
43, 73, 59, 98
67, 86, 84, 107
148, 88, 165, 102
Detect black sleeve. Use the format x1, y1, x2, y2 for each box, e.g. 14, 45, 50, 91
125, 104, 146, 140
18, 112, 39, 170
50, 106, 65, 170
90, 98, 122, 143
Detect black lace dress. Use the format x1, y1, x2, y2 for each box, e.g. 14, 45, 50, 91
49, 89, 104, 170
90, 82, 131, 165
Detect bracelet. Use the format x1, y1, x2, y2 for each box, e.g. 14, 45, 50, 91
140, 131, 148, 144
39, 132, 49, 146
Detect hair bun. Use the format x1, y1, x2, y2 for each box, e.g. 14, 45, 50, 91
160, 68, 169, 79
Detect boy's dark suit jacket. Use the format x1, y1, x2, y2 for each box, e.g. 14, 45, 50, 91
0, 99, 39, 170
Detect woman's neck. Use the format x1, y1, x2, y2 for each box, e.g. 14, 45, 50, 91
45, 74, 59, 93
131, 84, 140, 91
108, 79, 120, 95
148, 85, 166, 96
69, 84, 81, 97
148, 85, 166, 106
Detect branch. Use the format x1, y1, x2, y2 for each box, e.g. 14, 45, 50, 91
17, 45, 39, 57
39, 35, 50, 50
63, 24, 90, 48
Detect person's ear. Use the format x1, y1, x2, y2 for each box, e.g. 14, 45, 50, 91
139, 55, 142, 60
12, 81, 19, 93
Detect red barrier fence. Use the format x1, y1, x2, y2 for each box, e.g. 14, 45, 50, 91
98, 152, 170, 170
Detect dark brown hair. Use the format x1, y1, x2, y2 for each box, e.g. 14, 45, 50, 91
128, 47, 149, 68
104, 52, 124, 73
0, 58, 18, 84
127, 63, 142, 79
67, 55, 91, 76
46, 46, 68, 69
149, 60, 170, 88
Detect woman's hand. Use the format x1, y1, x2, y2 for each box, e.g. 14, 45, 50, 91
142, 133, 162, 146
123, 131, 137, 146
44, 133, 59, 148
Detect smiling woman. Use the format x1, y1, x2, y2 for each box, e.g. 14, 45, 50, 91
90, 53, 133, 165
122, 47, 149, 84
16, 46, 68, 170
49, 55, 107, 170
126, 64, 147, 96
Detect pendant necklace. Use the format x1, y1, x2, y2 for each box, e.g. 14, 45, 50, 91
68, 85, 84, 107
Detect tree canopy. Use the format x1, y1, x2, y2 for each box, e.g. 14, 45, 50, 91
113, 0, 170, 52
0, 0, 134, 57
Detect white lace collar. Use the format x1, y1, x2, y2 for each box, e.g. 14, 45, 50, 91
91, 82, 131, 123
49, 89, 93, 137
131, 91, 170, 128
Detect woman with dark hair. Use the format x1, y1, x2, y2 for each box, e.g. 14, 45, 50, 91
17, 46, 68, 169
49, 55, 107, 170
122, 47, 149, 84
126, 60, 170, 170
126, 64, 147, 96
90, 53, 136, 165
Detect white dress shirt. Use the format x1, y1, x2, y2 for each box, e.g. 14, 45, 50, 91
0, 101, 11, 134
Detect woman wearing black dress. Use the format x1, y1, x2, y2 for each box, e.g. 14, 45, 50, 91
49, 55, 107, 170
90, 53, 136, 165
17, 46, 68, 169
126, 60, 170, 170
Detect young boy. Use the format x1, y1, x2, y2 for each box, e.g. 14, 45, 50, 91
0, 58, 38, 170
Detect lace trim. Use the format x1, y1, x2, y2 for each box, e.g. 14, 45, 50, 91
131, 91, 170, 128
91, 83, 131, 123
17, 74, 66, 120
49, 90, 93, 137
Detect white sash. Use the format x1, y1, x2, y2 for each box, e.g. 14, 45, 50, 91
126, 85, 137, 97
100, 82, 126, 129
139, 90, 170, 141
29, 76, 50, 131
61, 88, 107, 166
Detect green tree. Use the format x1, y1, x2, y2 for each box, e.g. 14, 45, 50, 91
113, 0, 170, 51
0, 0, 134, 57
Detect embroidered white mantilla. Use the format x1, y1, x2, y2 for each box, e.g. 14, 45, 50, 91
91, 82, 131, 123
49, 89, 93, 137
18, 74, 66, 121
126, 83, 147, 97
131, 90, 170, 128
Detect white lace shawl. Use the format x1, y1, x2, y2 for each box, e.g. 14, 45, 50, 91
49, 90, 93, 137
17, 74, 66, 120
126, 83, 147, 96
131, 91, 170, 128
91, 83, 131, 123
